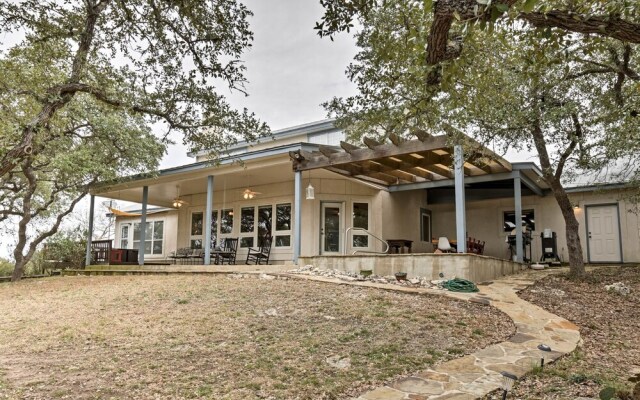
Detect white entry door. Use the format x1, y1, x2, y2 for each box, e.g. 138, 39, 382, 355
321, 202, 343, 255
587, 204, 622, 263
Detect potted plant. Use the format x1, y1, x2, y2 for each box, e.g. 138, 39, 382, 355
394, 272, 407, 281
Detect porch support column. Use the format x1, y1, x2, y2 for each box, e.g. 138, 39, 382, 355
454, 145, 467, 253
514, 172, 524, 263
84, 195, 95, 266
204, 175, 214, 265
293, 170, 302, 264
138, 186, 148, 266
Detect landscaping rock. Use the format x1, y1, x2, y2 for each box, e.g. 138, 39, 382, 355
259, 273, 276, 280
326, 355, 351, 370
288, 267, 439, 289
605, 282, 631, 296
264, 308, 278, 317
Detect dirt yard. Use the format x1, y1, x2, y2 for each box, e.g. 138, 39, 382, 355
0, 274, 514, 399
487, 265, 640, 400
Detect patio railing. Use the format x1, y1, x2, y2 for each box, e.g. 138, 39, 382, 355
344, 227, 389, 255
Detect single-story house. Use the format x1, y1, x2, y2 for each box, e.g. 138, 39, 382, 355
87, 119, 639, 270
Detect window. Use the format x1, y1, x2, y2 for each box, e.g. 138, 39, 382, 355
420, 208, 432, 241
191, 211, 220, 249
120, 224, 130, 249
503, 209, 535, 232
258, 205, 272, 246
240, 206, 255, 248
352, 202, 369, 247
237, 203, 292, 248
190, 212, 203, 249
274, 203, 291, 248
220, 209, 233, 234
133, 221, 164, 255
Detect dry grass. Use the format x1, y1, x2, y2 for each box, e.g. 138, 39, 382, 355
0, 275, 514, 399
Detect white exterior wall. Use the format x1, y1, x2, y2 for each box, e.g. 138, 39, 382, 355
428, 190, 640, 263
113, 210, 179, 261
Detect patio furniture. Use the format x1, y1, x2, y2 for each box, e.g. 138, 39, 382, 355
437, 237, 455, 253
246, 238, 272, 265
386, 239, 413, 254
187, 248, 204, 264
215, 238, 238, 265
169, 247, 191, 264
466, 237, 486, 255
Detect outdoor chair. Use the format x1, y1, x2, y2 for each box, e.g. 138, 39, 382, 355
216, 238, 238, 265
437, 237, 454, 253
169, 247, 191, 264
246, 238, 272, 265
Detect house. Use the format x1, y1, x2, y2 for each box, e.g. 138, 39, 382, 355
88, 119, 640, 273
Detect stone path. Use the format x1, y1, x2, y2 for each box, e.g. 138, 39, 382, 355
277, 270, 580, 400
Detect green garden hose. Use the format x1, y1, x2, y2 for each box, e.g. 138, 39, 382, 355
443, 278, 479, 293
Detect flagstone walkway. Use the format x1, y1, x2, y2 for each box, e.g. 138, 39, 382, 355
277, 270, 580, 400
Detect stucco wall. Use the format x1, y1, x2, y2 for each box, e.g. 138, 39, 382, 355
380, 190, 431, 253
428, 190, 640, 263
299, 254, 522, 282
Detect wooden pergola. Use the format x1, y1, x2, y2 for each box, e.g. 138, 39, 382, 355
288, 134, 513, 188
288, 133, 527, 262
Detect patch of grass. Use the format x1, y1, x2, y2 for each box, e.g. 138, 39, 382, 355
0, 275, 514, 400
472, 328, 484, 336
446, 347, 465, 355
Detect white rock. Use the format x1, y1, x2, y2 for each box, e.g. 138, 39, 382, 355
264, 308, 278, 317
326, 355, 351, 369
409, 278, 420, 285
259, 273, 276, 280
605, 282, 631, 296
323, 315, 336, 320
228, 273, 244, 279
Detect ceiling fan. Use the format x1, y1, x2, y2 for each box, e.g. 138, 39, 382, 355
172, 185, 189, 208
241, 188, 261, 200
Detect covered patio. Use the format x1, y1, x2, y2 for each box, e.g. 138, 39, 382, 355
288, 132, 548, 268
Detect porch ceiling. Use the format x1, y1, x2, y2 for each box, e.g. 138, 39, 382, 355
288, 133, 513, 188
93, 160, 309, 207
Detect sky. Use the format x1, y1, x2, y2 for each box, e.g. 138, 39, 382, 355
161, 0, 359, 169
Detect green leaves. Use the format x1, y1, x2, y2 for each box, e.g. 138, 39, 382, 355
522, 0, 539, 13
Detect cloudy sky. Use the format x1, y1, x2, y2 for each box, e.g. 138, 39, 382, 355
162, 0, 359, 168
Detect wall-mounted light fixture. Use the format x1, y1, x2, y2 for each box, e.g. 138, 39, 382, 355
305, 171, 315, 200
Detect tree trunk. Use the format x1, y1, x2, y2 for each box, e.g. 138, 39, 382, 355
530, 120, 586, 278
11, 256, 27, 282
548, 180, 586, 278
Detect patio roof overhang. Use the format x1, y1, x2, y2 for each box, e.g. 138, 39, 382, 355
287, 133, 547, 194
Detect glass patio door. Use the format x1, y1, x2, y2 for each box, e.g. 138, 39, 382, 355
321, 202, 343, 254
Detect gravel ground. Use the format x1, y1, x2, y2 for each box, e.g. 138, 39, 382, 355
486, 265, 640, 400
0, 274, 514, 400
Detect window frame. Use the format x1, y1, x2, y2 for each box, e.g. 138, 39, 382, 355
132, 220, 165, 256
351, 200, 371, 250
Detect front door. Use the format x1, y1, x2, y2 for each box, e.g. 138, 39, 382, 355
321, 202, 343, 254
587, 204, 622, 263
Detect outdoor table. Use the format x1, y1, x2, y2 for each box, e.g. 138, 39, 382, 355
386, 239, 413, 254
212, 249, 233, 265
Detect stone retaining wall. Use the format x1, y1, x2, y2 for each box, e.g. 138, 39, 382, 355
298, 253, 523, 282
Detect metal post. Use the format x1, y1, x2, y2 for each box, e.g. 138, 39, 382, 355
293, 171, 302, 264
514, 172, 523, 263
204, 175, 214, 265
454, 145, 467, 253
85, 195, 95, 266
138, 186, 148, 266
